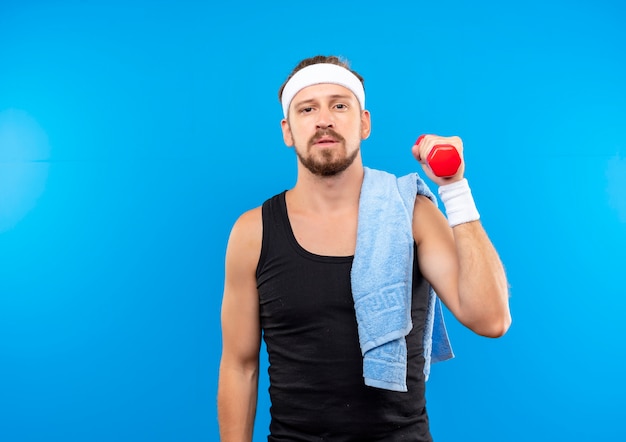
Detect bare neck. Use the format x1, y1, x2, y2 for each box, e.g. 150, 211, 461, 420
287, 161, 364, 214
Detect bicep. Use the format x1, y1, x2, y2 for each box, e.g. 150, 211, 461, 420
220, 209, 263, 368
412, 196, 462, 318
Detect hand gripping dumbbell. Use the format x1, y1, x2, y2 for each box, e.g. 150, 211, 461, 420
415, 135, 461, 178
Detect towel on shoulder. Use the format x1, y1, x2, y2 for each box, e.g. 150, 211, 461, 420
351, 167, 454, 392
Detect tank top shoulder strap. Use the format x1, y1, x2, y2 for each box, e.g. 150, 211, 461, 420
257, 191, 290, 279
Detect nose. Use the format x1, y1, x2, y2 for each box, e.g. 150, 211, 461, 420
316, 107, 334, 129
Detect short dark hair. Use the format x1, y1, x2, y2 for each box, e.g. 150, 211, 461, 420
278, 55, 365, 102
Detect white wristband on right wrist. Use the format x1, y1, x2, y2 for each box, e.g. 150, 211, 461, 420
438, 178, 480, 227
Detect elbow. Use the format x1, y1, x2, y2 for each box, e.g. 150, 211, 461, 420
468, 284, 512, 338
457, 281, 512, 337
474, 312, 512, 338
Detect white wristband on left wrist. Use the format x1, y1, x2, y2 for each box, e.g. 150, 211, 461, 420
438, 179, 480, 227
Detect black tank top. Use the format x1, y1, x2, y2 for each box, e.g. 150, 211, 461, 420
257, 192, 433, 442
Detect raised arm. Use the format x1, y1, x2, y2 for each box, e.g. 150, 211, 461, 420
218, 208, 263, 441
412, 135, 511, 337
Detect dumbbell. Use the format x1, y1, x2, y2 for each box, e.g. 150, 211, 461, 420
415, 135, 461, 178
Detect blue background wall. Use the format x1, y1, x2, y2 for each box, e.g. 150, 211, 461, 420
1, 0, 625, 440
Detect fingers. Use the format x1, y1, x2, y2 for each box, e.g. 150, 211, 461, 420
413, 135, 427, 162
413, 134, 465, 181
413, 134, 463, 164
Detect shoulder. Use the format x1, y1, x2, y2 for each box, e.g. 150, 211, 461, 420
233, 205, 263, 230
229, 206, 263, 249
225, 206, 263, 272
412, 194, 450, 246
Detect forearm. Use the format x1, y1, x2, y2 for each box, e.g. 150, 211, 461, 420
434, 177, 510, 336
453, 220, 510, 337
217, 363, 259, 442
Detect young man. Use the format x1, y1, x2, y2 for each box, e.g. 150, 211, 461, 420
218, 55, 511, 441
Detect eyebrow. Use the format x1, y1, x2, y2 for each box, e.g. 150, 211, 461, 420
293, 93, 355, 108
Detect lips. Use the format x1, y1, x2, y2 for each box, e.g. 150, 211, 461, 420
309, 129, 344, 147
313, 136, 338, 145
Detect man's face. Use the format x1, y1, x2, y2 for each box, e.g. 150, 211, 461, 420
281, 83, 370, 177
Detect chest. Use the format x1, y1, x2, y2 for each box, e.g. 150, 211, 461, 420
288, 210, 357, 257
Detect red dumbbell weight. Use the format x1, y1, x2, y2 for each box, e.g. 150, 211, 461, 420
415, 135, 461, 178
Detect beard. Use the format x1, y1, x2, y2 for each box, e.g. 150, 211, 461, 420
295, 128, 360, 177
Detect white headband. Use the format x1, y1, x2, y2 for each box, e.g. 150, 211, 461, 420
280, 63, 365, 118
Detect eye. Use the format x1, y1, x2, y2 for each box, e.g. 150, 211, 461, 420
334, 103, 348, 110
300, 107, 314, 114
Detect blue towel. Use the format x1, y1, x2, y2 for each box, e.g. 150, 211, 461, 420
351, 167, 454, 392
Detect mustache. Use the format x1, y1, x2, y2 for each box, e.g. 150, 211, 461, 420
308, 129, 345, 147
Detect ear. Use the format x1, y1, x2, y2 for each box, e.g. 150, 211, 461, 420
360, 110, 371, 140
281, 118, 294, 147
